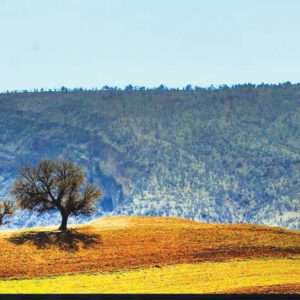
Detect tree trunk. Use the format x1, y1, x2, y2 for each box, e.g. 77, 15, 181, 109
58, 212, 68, 231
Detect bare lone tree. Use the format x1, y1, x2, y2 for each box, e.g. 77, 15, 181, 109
0, 200, 14, 226
12, 160, 103, 231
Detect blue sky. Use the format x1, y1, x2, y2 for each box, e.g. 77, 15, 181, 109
0, 0, 299, 91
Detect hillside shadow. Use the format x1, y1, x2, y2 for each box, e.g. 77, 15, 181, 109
7, 229, 102, 252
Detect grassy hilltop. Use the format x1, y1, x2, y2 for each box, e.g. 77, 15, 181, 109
0, 216, 299, 293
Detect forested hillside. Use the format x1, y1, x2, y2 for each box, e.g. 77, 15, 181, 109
0, 84, 299, 229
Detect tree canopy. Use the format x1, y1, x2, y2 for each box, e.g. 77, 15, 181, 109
0, 200, 14, 226
12, 160, 103, 231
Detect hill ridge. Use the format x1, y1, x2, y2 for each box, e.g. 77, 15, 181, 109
1, 85, 300, 229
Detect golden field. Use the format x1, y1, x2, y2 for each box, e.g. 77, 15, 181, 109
0, 216, 299, 293
0, 258, 299, 293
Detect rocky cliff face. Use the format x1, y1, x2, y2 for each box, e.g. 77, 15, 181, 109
0, 85, 299, 229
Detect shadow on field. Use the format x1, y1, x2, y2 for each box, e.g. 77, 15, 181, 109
7, 230, 102, 252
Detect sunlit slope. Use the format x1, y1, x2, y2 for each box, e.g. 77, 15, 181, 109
0, 216, 299, 280
1, 258, 299, 293
1, 86, 300, 230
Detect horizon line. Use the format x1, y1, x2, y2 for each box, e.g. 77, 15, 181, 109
1, 81, 300, 95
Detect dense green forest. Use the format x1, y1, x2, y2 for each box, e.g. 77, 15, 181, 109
0, 83, 299, 229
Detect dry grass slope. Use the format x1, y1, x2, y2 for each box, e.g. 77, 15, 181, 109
0, 258, 299, 293
0, 216, 299, 293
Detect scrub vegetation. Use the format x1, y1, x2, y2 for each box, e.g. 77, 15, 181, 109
1, 83, 299, 229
